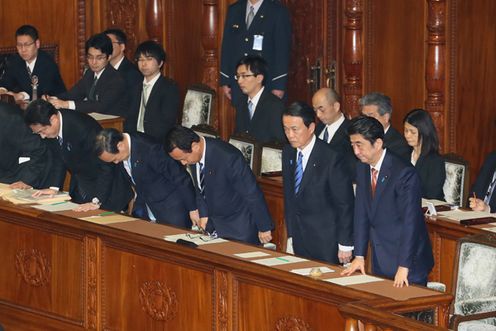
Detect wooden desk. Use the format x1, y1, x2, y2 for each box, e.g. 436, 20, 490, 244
0, 201, 451, 330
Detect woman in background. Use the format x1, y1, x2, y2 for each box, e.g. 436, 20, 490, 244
403, 109, 446, 200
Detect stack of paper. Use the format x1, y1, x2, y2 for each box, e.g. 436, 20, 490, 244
2, 189, 71, 205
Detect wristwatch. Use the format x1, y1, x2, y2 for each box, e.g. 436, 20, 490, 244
91, 197, 101, 207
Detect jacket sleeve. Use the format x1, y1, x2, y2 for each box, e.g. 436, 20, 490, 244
269, 6, 292, 91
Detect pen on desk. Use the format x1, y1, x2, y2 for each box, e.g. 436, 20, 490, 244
51, 201, 67, 205
276, 257, 290, 262
98, 211, 114, 216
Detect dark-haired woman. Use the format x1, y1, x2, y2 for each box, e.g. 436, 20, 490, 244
404, 109, 446, 200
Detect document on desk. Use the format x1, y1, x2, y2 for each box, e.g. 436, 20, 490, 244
234, 251, 271, 258
0, 183, 11, 196
324, 275, 383, 286
290, 266, 335, 276
164, 233, 228, 246
2, 189, 71, 205
438, 209, 493, 221
252, 255, 307, 266
32, 201, 79, 212
484, 227, 496, 233
80, 214, 137, 224
421, 198, 449, 208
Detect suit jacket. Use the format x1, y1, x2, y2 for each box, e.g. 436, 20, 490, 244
220, 0, 291, 105
235, 89, 286, 143
189, 137, 273, 244
122, 133, 196, 227
414, 152, 446, 200
0, 102, 52, 187
58, 65, 128, 117
316, 119, 357, 179
47, 110, 133, 211
117, 57, 142, 90
282, 138, 354, 264
125, 75, 180, 143
354, 150, 434, 284
0, 49, 66, 98
471, 151, 496, 211
384, 126, 411, 161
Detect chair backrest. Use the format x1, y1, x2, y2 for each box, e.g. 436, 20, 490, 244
181, 84, 215, 128
228, 132, 261, 174
452, 233, 496, 316
443, 153, 469, 206
191, 124, 219, 139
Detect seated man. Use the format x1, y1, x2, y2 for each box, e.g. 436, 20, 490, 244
24, 99, 133, 212
125, 40, 179, 143
95, 128, 199, 228
47, 33, 128, 117
233, 55, 286, 143
469, 151, 496, 213
0, 25, 66, 101
0, 101, 53, 188
166, 125, 273, 245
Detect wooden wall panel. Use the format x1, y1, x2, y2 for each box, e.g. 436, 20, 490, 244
364, 0, 426, 131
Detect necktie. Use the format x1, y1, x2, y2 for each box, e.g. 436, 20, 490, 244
88, 75, 98, 101
294, 151, 303, 194
137, 84, 149, 132
248, 100, 255, 120
322, 127, 329, 143
371, 168, 378, 197
246, 6, 255, 29
199, 162, 206, 198
57, 136, 63, 147
484, 171, 496, 205
26, 65, 32, 77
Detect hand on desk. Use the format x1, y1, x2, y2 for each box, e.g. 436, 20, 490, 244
338, 250, 352, 264
393, 266, 409, 288
32, 188, 58, 197
189, 209, 200, 227
199, 217, 208, 230
469, 197, 490, 212
9, 181, 32, 190
73, 202, 100, 212
341, 256, 365, 276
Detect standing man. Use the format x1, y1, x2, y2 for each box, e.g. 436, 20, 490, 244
342, 116, 434, 287
166, 126, 273, 245
47, 33, 128, 117
0, 25, 66, 101
125, 40, 180, 143
469, 151, 496, 213
95, 128, 199, 227
103, 28, 142, 91
312, 88, 356, 178
360, 92, 411, 161
282, 102, 354, 264
220, 0, 291, 107
234, 55, 285, 143
24, 99, 133, 212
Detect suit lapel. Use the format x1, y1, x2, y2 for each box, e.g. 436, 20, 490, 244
297, 142, 318, 194
370, 151, 392, 217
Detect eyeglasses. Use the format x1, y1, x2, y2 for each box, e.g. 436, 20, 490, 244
16, 41, 36, 49
186, 226, 218, 242
234, 73, 256, 81
86, 54, 108, 62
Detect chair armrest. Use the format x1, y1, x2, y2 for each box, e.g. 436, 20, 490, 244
451, 311, 496, 330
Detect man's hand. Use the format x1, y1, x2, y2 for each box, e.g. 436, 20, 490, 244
338, 250, 353, 264
271, 89, 285, 99
221, 85, 232, 100
48, 97, 69, 109
32, 188, 58, 197
73, 202, 100, 212
189, 209, 200, 227
9, 91, 27, 102
341, 256, 365, 276
199, 217, 208, 230
9, 181, 32, 190
469, 197, 490, 212
393, 266, 409, 287
258, 230, 272, 244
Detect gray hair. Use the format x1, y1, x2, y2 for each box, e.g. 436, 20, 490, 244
359, 92, 392, 116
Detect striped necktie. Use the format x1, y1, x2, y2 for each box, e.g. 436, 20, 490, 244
294, 151, 303, 194
248, 100, 255, 120
199, 162, 206, 197
371, 168, 378, 197
246, 6, 255, 29
88, 75, 98, 101
26, 65, 32, 77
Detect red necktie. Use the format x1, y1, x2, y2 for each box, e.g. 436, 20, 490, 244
371, 168, 378, 196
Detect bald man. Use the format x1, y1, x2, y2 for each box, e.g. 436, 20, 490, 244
312, 88, 356, 179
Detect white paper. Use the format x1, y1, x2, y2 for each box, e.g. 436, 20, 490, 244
484, 227, 496, 233
252, 255, 307, 266
88, 112, 119, 121
164, 233, 227, 246
234, 251, 271, 259
421, 198, 449, 208
290, 267, 335, 276
324, 275, 383, 286
32, 201, 80, 212
253, 35, 263, 51
18, 157, 30, 164
438, 209, 493, 221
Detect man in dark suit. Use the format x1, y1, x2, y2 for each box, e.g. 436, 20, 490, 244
282, 102, 354, 264
234, 55, 285, 143
24, 99, 133, 212
0, 101, 53, 188
125, 41, 180, 143
312, 88, 357, 178
47, 33, 128, 117
104, 28, 142, 92
469, 151, 496, 213
360, 92, 411, 161
95, 128, 199, 228
166, 126, 274, 245
220, 0, 291, 107
0, 25, 66, 101
342, 116, 434, 287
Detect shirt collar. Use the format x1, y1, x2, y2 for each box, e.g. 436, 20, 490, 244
123, 133, 132, 162
371, 148, 387, 173
248, 86, 264, 109
246, 0, 264, 17
26, 57, 37, 72
199, 136, 207, 166
57, 112, 63, 140
297, 134, 316, 160
94, 67, 106, 80
323, 113, 345, 137
112, 56, 125, 70
143, 72, 161, 88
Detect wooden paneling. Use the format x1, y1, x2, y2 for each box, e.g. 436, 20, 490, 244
364, 0, 426, 130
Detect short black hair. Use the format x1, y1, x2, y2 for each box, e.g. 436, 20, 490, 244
348, 115, 384, 145
16, 25, 39, 41
236, 55, 267, 85
24, 99, 58, 126
283, 101, 316, 128
95, 128, 124, 156
85, 33, 113, 57
404, 108, 440, 156
103, 28, 127, 45
164, 125, 200, 153
134, 40, 166, 64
